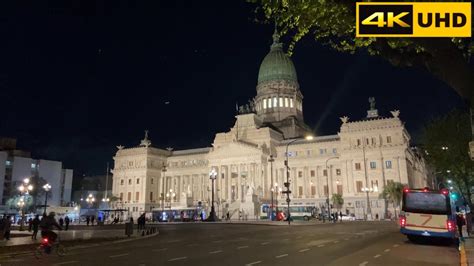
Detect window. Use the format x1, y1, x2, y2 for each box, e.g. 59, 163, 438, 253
151, 178, 154, 184
298, 171, 303, 178
135, 192, 140, 201
127, 192, 131, 202
371, 180, 379, 189
337, 185, 343, 195
366, 138, 369, 145
323, 169, 328, 176
5, 160, 11, 166
370, 162, 376, 169
385, 160, 392, 169
319, 149, 326, 155
129, 161, 133, 167
324, 185, 329, 196
273, 97, 277, 107
136, 178, 140, 184
128, 179, 132, 185
285, 97, 289, 107
31, 163, 36, 169
306, 150, 312, 156
356, 181, 363, 193
120, 193, 123, 201
311, 186, 316, 196
336, 169, 341, 176
120, 179, 124, 185
371, 138, 376, 145
332, 148, 337, 154
279, 97, 283, 107
298, 186, 303, 197
263, 99, 267, 109
355, 163, 361, 170
310, 170, 315, 177
387, 136, 392, 143
290, 98, 294, 108
268, 98, 272, 108
357, 139, 361, 146
150, 192, 153, 201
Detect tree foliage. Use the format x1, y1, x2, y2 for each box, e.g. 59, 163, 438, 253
331, 193, 344, 210
421, 110, 474, 206
380, 181, 404, 218
249, 0, 474, 103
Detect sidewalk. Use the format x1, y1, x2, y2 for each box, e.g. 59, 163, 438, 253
0, 224, 159, 248
460, 227, 472, 266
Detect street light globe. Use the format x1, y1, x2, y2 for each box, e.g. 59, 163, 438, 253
43, 184, 51, 191
23, 178, 30, 184
447, 180, 452, 184
27, 185, 33, 191
18, 185, 24, 192
305, 135, 314, 140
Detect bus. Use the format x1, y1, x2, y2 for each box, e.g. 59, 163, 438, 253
400, 187, 457, 242
152, 207, 205, 222
260, 204, 316, 221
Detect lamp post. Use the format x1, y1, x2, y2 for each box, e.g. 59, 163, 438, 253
361, 137, 372, 220
208, 168, 218, 221
18, 178, 33, 231
86, 194, 95, 206
268, 155, 275, 221
325, 156, 339, 221
161, 163, 167, 217
361, 186, 378, 220
43, 183, 51, 216
284, 135, 314, 225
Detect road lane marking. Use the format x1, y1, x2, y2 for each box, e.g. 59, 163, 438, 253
333, 240, 339, 243
374, 254, 381, 258
393, 244, 399, 248
359, 261, 368, 266
276, 254, 288, 258
152, 248, 167, 252
317, 244, 325, 247
344, 238, 349, 241
298, 248, 310, 253
384, 249, 391, 252
282, 238, 289, 241
209, 250, 223, 254
168, 257, 187, 261
109, 253, 129, 258
237, 246, 249, 249
261, 242, 270, 245
53, 262, 78, 266
246, 261, 262, 266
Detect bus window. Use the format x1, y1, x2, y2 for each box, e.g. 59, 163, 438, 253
404, 192, 450, 215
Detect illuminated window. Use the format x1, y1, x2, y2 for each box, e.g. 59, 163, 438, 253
290, 98, 294, 108
279, 97, 283, 107
263, 99, 267, 109
268, 98, 272, 108
273, 97, 277, 107
285, 98, 289, 107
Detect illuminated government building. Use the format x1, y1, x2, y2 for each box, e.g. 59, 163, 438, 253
111, 31, 428, 220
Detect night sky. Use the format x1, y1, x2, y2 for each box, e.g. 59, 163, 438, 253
0, 1, 466, 188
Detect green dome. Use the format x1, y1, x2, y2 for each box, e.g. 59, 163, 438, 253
257, 36, 297, 84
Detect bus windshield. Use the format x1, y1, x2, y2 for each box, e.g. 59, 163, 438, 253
403, 192, 450, 215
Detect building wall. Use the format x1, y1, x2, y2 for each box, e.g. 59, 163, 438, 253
62, 169, 73, 205
0, 151, 6, 205
38, 159, 63, 206
11, 156, 33, 184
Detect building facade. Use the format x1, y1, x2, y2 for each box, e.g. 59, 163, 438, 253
0, 138, 73, 211
112, 32, 428, 220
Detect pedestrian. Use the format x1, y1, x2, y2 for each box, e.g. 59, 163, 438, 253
32, 215, 40, 240
457, 208, 466, 238
200, 212, 204, 221
466, 209, 472, 237
339, 211, 343, 223
4, 216, 11, 240
64, 216, 70, 231
28, 217, 33, 232
0, 215, 5, 240
375, 213, 379, 220
59, 217, 64, 228
86, 216, 90, 226
91, 215, 95, 226
226, 211, 230, 221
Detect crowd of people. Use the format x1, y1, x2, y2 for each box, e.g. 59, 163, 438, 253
0, 212, 67, 242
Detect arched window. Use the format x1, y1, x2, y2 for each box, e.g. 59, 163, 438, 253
263, 99, 267, 109
279, 97, 283, 107
273, 97, 277, 107
268, 98, 272, 108
285, 97, 289, 107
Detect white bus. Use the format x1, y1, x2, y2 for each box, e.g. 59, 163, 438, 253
260, 204, 316, 221
152, 207, 205, 222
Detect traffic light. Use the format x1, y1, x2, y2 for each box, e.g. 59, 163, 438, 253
450, 192, 459, 200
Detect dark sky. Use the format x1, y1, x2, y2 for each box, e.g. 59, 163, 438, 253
0, 1, 466, 186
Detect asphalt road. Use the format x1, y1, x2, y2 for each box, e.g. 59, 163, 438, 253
0, 221, 459, 266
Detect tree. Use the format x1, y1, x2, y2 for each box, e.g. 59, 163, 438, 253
380, 181, 404, 219
249, 0, 474, 104
6, 194, 34, 213
331, 193, 344, 211
421, 110, 474, 206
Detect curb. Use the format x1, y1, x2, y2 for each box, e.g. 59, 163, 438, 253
460, 239, 468, 266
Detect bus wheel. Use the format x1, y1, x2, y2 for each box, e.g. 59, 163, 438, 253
303, 216, 309, 221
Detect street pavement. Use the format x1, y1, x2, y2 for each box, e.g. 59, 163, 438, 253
0, 221, 459, 266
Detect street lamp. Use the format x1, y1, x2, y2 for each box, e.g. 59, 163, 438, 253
166, 189, 175, 209
207, 168, 218, 221
161, 163, 167, 215
86, 193, 95, 206
18, 178, 33, 231
362, 186, 378, 220
325, 156, 339, 221
43, 183, 51, 215
284, 135, 314, 225
268, 155, 275, 221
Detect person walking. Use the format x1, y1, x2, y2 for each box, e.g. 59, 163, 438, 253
4, 216, 11, 240
59, 217, 64, 228
64, 216, 70, 231
28, 218, 33, 232
0, 215, 5, 240
226, 211, 230, 221
457, 208, 465, 238
339, 211, 343, 223
32, 215, 40, 240
91, 215, 95, 226
86, 216, 90, 226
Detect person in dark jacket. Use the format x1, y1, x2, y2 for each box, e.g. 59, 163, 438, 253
64, 216, 70, 231
32, 215, 40, 240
